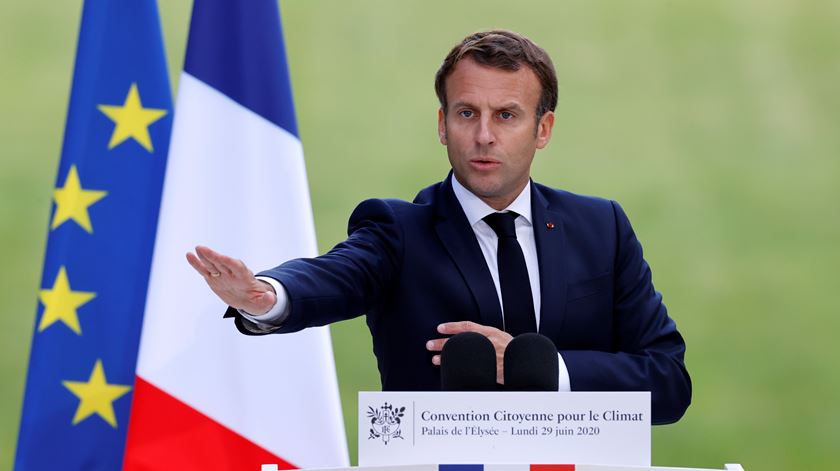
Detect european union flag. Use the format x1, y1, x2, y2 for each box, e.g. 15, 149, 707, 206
15, 0, 172, 469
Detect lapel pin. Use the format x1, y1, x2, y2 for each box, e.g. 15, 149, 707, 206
546, 222, 555, 229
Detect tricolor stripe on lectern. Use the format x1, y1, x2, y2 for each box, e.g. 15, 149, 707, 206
438, 465, 576, 471
15, 0, 172, 469
123, 0, 348, 469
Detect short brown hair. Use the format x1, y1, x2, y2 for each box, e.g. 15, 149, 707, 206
434, 30, 558, 120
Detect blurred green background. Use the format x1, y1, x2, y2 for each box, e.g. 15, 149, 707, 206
2, 0, 839, 469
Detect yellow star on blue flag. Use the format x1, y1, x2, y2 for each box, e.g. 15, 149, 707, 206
62, 359, 132, 428
51, 165, 107, 233
38, 266, 96, 335
98, 83, 167, 152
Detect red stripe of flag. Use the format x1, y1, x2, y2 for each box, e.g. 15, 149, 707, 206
123, 376, 295, 470
532, 465, 575, 471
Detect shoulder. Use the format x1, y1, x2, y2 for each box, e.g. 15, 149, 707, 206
345, 181, 444, 238
348, 180, 443, 222
533, 181, 622, 219
531, 181, 639, 243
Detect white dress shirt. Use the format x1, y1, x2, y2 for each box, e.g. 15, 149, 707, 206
241, 177, 571, 390
450, 177, 570, 391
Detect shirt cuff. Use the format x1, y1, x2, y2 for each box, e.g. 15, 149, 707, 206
238, 276, 290, 326
557, 352, 571, 392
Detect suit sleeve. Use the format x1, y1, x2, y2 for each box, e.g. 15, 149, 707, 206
225, 198, 404, 335
559, 201, 692, 425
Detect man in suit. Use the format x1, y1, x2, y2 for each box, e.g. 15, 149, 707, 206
187, 30, 691, 424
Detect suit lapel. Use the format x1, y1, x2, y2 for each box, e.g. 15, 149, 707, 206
531, 183, 568, 340
433, 175, 504, 330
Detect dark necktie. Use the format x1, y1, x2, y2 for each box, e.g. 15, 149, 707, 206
483, 211, 537, 336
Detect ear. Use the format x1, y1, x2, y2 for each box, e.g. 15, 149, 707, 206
535, 111, 555, 149
437, 108, 447, 145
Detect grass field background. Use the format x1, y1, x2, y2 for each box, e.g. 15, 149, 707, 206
2, 0, 839, 469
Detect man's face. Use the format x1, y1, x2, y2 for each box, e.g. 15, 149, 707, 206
438, 57, 554, 210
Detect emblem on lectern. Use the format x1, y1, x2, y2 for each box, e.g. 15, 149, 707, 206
367, 402, 405, 444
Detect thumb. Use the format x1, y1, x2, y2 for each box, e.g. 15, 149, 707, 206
247, 290, 277, 316
259, 289, 276, 305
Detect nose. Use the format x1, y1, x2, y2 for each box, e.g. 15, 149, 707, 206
476, 115, 495, 146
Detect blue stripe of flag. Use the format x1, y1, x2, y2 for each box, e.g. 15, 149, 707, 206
184, 0, 299, 137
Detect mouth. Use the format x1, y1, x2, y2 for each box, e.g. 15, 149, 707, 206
469, 158, 501, 171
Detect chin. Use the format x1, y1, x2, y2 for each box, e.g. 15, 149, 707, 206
461, 178, 497, 196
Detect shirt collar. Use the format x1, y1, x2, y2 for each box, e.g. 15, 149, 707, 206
451, 175, 533, 227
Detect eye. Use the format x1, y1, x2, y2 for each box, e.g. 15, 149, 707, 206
499, 111, 514, 120
458, 110, 474, 118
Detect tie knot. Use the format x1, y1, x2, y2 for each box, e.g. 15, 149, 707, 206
483, 211, 519, 238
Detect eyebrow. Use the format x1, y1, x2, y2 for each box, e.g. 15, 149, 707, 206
450, 101, 526, 113
498, 102, 525, 113
450, 100, 474, 110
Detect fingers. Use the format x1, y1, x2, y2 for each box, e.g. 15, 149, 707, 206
426, 338, 448, 367
426, 338, 448, 352
434, 322, 511, 346
437, 321, 486, 336
195, 246, 232, 276
187, 247, 228, 282
193, 245, 255, 279
186, 252, 213, 278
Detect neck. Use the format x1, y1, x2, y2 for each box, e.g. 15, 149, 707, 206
451, 174, 529, 211
480, 194, 519, 211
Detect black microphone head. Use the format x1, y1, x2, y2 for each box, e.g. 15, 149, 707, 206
504, 333, 559, 391
440, 332, 497, 391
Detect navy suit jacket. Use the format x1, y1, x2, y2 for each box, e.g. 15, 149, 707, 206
226, 174, 691, 424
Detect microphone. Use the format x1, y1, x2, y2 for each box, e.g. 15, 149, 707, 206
503, 333, 559, 391
440, 332, 497, 391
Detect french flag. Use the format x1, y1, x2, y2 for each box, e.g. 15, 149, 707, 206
123, 1, 349, 469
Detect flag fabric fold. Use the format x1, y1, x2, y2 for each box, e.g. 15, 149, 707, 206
123, 0, 349, 469
16, 0, 172, 469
